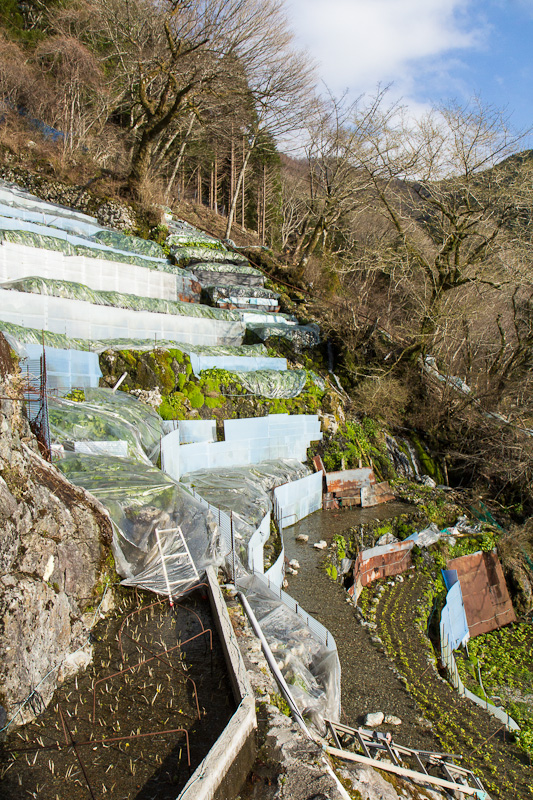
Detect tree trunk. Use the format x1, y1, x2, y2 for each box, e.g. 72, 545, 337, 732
261, 164, 267, 245
225, 145, 254, 240
164, 112, 195, 202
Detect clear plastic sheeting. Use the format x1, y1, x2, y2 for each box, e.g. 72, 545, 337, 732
0, 217, 168, 267
0, 319, 242, 355
21, 343, 102, 392
1, 276, 240, 322
190, 262, 265, 288
176, 431, 314, 476
238, 309, 298, 325
0, 182, 103, 237
0, 288, 245, 346
90, 230, 165, 260
166, 232, 226, 251
233, 369, 308, 398
180, 459, 309, 546
48, 390, 163, 465
179, 419, 217, 444
225, 414, 322, 444
189, 354, 287, 376
56, 454, 223, 597
189, 261, 263, 277
238, 574, 341, 728
170, 245, 249, 267
83, 388, 164, 461
204, 284, 279, 309
178, 343, 268, 357
246, 322, 321, 349
0, 242, 179, 301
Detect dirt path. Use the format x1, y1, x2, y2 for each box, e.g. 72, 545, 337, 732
284, 510, 441, 751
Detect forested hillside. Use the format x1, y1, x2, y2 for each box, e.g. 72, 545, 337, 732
1, 0, 532, 514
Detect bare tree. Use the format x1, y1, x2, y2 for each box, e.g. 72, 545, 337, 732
355, 99, 533, 352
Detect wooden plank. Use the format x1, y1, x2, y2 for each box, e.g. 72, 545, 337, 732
324, 747, 488, 798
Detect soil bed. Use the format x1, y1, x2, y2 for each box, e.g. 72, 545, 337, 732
0, 587, 236, 800
371, 573, 533, 800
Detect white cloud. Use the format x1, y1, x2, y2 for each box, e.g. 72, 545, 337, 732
287, 0, 485, 103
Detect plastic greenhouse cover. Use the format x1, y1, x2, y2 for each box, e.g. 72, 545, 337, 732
177, 343, 267, 357
246, 322, 321, 348
0, 320, 240, 355
0, 287, 244, 346
0, 216, 168, 263
0, 240, 179, 302
91, 230, 165, 260
170, 245, 249, 266
238, 309, 298, 325
0, 226, 169, 271
189, 262, 263, 277
180, 459, 309, 545
83, 388, 164, 461
189, 355, 287, 376
166, 232, 227, 251
2, 276, 241, 322
232, 369, 308, 398
56, 454, 223, 597
22, 343, 102, 392
0, 181, 100, 225
204, 284, 279, 301
238, 574, 340, 728
0, 200, 102, 238
48, 389, 163, 463
48, 396, 154, 465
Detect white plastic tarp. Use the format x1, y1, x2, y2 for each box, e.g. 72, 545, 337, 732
0, 215, 168, 264
177, 435, 313, 476
0, 242, 179, 301
273, 472, 323, 529
22, 343, 102, 392
0, 288, 244, 346
224, 414, 322, 444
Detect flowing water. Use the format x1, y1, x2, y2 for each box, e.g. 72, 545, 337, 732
283, 504, 441, 750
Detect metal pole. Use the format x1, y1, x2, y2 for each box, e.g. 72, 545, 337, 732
231, 512, 236, 584
238, 591, 313, 740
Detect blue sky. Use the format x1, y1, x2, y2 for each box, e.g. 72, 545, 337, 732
286, 0, 533, 134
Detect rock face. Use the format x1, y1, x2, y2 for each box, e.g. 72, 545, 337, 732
0, 360, 113, 731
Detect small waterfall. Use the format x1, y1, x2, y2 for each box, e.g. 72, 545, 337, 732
385, 434, 421, 479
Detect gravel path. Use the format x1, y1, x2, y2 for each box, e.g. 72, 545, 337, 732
283, 508, 440, 750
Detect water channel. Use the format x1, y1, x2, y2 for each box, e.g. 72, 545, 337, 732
283, 504, 441, 751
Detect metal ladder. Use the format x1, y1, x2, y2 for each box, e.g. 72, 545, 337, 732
325, 720, 490, 799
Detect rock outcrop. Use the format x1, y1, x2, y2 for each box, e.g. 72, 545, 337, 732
0, 345, 114, 732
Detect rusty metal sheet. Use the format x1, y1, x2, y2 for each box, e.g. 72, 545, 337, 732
313, 454, 326, 475
447, 551, 516, 637
326, 467, 375, 493
361, 481, 395, 507
353, 542, 413, 597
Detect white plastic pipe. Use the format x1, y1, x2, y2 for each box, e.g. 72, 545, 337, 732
238, 591, 312, 739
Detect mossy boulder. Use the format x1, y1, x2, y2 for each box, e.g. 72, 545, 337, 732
99, 348, 190, 394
